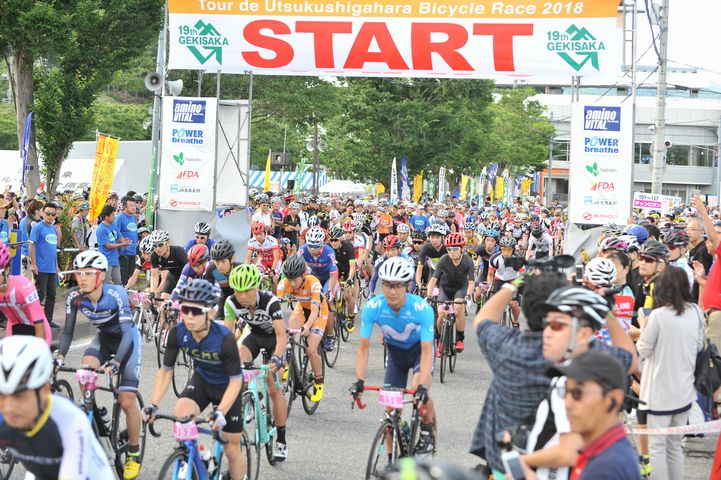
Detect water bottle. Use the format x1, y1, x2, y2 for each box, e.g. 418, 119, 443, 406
198, 443, 212, 469
401, 420, 411, 445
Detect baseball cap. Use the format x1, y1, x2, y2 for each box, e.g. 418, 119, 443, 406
78, 202, 90, 210
546, 350, 627, 391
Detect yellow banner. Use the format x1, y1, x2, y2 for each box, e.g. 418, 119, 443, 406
460, 175, 469, 200
264, 149, 271, 192
495, 177, 504, 201
413, 173, 423, 203
376, 183, 386, 195
521, 178, 533, 195
90, 135, 119, 220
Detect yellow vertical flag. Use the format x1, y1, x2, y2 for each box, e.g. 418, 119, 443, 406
460, 175, 469, 200
495, 177, 504, 201
89, 134, 119, 220
376, 183, 386, 195
263, 149, 271, 192
413, 173, 423, 202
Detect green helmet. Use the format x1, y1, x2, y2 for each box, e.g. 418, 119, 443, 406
229, 264, 261, 292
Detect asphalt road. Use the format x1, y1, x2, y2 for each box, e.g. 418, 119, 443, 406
10, 298, 717, 479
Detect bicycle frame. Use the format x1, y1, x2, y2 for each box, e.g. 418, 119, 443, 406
243, 365, 279, 447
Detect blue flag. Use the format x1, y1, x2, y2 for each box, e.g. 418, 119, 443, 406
20, 112, 32, 195
400, 156, 410, 201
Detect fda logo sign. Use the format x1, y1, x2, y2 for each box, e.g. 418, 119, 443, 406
584, 106, 620, 132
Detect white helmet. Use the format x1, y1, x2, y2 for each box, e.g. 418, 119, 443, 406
73, 250, 108, 271
138, 236, 153, 254
194, 221, 211, 235
150, 230, 170, 244
396, 223, 410, 234
583, 257, 617, 287
308, 215, 320, 227
378, 256, 414, 283
0, 336, 53, 394
305, 227, 326, 246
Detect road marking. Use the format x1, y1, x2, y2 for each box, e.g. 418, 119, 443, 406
68, 339, 92, 351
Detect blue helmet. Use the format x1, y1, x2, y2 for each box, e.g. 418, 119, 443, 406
623, 224, 649, 245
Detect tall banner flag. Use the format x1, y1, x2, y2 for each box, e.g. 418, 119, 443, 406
568, 101, 632, 225
478, 167, 487, 200
438, 167, 446, 202
263, 149, 271, 192
390, 157, 399, 203
293, 158, 307, 194
20, 112, 32, 196
400, 156, 410, 201
159, 96, 217, 212
413, 173, 423, 203
90, 134, 119, 220
427, 174, 436, 198
460, 175, 469, 201
167, 1, 622, 83
469, 177, 475, 202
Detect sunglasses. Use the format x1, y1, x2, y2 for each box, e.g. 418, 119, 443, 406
73, 270, 99, 278
153, 243, 166, 248
307, 244, 323, 249
446, 246, 462, 252
639, 254, 659, 263
667, 244, 678, 251
382, 282, 407, 290
329, 238, 340, 242
180, 305, 211, 316
43, 211, 57, 217
543, 318, 570, 331
195, 235, 208, 240
559, 384, 602, 402
413, 241, 424, 245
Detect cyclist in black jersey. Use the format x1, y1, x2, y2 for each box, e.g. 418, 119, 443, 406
224, 264, 289, 461
473, 231, 499, 302
149, 230, 188, 298
144, 279, 247, 480
328, 226, 358, 330
0, 336, 114, 480
415, 222, 448, 294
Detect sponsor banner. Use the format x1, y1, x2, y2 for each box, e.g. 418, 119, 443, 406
159, 97, 217, 211
90, 135, 120, 220
167, 0, 621, 81
568, 102, 632, 225
632, 192, 681, 215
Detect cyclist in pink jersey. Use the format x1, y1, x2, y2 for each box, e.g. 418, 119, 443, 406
0, 242, 51, 345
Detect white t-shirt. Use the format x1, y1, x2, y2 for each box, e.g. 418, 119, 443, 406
525, 376, 571, 480
251, 211, 272, 229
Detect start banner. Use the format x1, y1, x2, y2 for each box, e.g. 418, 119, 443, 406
168, 0, 622, 80
159, 96, 217, 212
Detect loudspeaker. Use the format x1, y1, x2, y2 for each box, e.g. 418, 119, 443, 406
166, 79, 184, 97
144, 72, 163, 92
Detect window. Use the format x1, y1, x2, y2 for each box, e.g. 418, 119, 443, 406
666, 145, 689, 166
635, 143, 652, 164
551, 140, 569, 162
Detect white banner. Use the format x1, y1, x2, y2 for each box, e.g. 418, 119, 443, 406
390, 157, 398, 202
568, 102, 632, 225
168, 0, 622, 81
160, 96, 217, 211
438, 166, 446, 202
632, 192, 681, 215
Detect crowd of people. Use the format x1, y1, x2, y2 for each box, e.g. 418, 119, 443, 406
0, 183, 716, 479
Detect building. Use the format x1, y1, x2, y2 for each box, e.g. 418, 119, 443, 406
534, 89, 721, 204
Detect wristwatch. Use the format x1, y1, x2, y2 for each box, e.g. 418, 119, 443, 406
501, 282, 518, 295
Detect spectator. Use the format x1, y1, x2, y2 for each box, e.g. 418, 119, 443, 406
70, 202, 91, 252
106, 191, 119, 210
636, 266, 704, 480
0, 198, 9, 244
19, 200, 42, 279
96, 204, 130, 285
693, 197, 721, 351
687, 218, 713, 303
29, 202, 61, 329
115, 195, 139, 285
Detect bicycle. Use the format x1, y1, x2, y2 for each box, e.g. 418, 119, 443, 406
323, 292, 341, 368
60, 363, 147, 478
333, 281, 352, 343
0, 447, 16, 480
280, 328, 325, 416
241, 360, 280, 480
129, 290, 157, 344
156, 302, 180, 369
428, 299, 465, 384
149, 414, 252, 480
352, 386, 435, 480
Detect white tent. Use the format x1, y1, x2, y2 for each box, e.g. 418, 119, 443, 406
320, 179, 368, 195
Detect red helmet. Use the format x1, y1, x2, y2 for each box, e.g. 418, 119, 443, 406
251, 222, 266, 235
383, 235, 400, 249
342, 220, 356, 232
187, 244, 210, 267
444, 232, 466, 247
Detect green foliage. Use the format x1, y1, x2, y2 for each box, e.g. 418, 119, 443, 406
81, 101, 152, 141
0, 103, 18, 150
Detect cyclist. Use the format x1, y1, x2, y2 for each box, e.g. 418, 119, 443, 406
526, 221, 554, 260
205, 239, 241, 321
344, 220, 370, 300
297, 226, 338, 351
0, 241, 52, 345
246, 223, 282, 288
351, 257, 437, 455
276, 254, 327, 403
149, 229, 188, 300
56, 250, 143, 479
409, 229, 429, 293
185, 221, 216, 252
488, 236, 524, 323
369, 235, 416, 296
124, 236, 153, 290
224, 264, 289, 461
425, 232, 475, 354
0, 336, 114, 479
396, 223, 412, 253
663, 229, 694, 290
473, 229, 499, 304
144, 279, 247, 479
414, 222, 448, 295
328, 226, 358, 332
171, 243, 211, 301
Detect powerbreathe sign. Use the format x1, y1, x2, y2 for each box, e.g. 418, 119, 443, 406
168, 0, 622, 80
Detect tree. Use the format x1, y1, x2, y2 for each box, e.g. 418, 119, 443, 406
0, 0, 163, 197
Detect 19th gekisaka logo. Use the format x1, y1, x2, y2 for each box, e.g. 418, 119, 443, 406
178, 20, 228, 65
546, 25, 606, 72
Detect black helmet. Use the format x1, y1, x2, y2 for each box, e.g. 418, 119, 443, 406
328, 227, 344, 240
639, 240, 670, 261
663, 229, 689, 247
210, 240, 235, 260
543, 286, 609, 329
283, 254, 307, 279
530, 222, 543, 237
177, 279, 220, 307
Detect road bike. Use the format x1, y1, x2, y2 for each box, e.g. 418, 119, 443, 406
352, 386, 435, 480
323, 292, 342, 368
60, 363, 147, 478
429, 299, 465, 383
280, 328, 325, 416
0, 447, 16, 480
149, 414, 252, 480
129, 290, 157, 343
332, 281, 352, 343
241, 360, 280, 480
156, 303, 180, 368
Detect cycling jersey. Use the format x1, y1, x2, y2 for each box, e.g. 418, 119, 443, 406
350, 233, 368, 260
0, 395, 113, 480
184, 238, 216, 253
0, 275, 51, 345
489, 253, 523, 282
171, 262, 208, 301
203, 261, 241, 319
277, 275, 323, 310
224, 290, 284, 336
475, 245, 499, 282
417, 243, 448, 270
596, 285, 634, 345
298, 243, 338, 285
528, 233, 554, 258
151, 246, 188, 278
433, 254, 475, 290
247, 235, 281, 271
163, 320, 241, 386
360, 293, 434, 350
332, 239, 356, 279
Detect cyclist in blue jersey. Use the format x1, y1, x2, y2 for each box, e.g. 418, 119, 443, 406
204, 240, 241, 320
369, 235, 416, 296
351, 257, 437, 455
144, 279, 247, 480
55, 250, 143, 480
171, 243, 210, 301
298, 226, 338, 351
184, 221, 216, 253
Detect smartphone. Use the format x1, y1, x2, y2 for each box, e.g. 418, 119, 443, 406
575, 264, 584, 282
641, 307, 652, 317
501, 450, 526, 480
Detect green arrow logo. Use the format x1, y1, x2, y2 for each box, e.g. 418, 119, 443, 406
183, 20, 226, 65
173, 152, 184, 166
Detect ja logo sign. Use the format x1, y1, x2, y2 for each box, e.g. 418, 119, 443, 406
546, 25, 606, 72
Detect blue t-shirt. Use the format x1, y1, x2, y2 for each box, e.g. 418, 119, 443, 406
0, 219, 8, 244
298, 244, 337, 284
96, 222, 120, 267
409, 214, 430, 232
29, 221, 57, 273
577, 434, 642, 480
114, 212, 138, 256
19, 216, 31, 256
360, 293, 434, 350
184, 238, 216, 253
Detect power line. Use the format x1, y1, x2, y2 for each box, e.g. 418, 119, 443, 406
643, 0, 661, 61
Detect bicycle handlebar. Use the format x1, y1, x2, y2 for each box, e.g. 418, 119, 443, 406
352, 385, 417, 410
146, 413, 227, 444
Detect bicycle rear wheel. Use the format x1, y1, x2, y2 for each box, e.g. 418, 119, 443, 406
172, 350, 193, 397
365, 420, 400, 480
338, 297, 350, 343
241, 391, 261, 480
438, 323, 448, 384
281, 349, 299, 416
264, 398, 278, 467
323, 315, 341, 368
157, 448, 201, 479
155, 320, 169, 368
110, 391, 146, 479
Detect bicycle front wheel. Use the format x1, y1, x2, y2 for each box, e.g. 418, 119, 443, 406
0, 447, 16, 480
438, 324, 448, 384
448, 318, 457, 374
157, 448, 201, 479
301, 347, 324, 416
111, 391, 146, 478
365, 421, 400, 480
241, 391, 261, 480
172, 350, 193, 397
323, 315, 341, 368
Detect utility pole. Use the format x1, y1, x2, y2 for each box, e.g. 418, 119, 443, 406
146, 15, 166, 230
546, 112, 554, 206
650, 0, 669, 194
312, 118, 319, 195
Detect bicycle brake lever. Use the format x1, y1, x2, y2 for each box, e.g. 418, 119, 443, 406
147, 421, 161, 438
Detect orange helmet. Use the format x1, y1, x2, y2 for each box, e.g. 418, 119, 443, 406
444, 232, 466, 247
251, 223, 266, 235
383, 235, 400, 249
